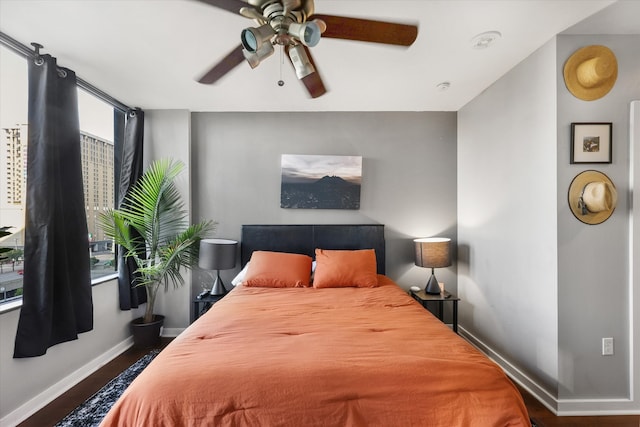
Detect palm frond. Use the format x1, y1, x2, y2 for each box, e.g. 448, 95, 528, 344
157, 221, 216, 290
125, 161, 181, 248
96, 159, 217, 322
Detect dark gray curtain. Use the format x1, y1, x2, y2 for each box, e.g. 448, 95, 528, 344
113, 108, 146, 310
14, 54, 93, 358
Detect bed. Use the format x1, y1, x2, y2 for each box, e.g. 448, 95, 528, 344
100, 224, 530, 426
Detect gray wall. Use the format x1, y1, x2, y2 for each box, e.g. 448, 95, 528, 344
556, 35, 639, 408
143, 110, 193, 332
190, 112, 458, 295
458, 39, 560, 401
459, 33, 640, 414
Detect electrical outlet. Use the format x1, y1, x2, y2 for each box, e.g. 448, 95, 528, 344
602, 337, 614, 356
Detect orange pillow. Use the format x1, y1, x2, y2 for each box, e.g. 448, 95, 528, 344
312, 249, 378, 288
243, 251, 313, 288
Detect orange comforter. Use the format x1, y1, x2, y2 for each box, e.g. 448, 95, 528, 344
101, 276, 530, 426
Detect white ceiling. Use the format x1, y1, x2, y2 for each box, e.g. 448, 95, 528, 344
1, 0, 637, 112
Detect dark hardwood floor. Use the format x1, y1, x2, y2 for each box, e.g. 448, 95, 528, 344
18, 338, 172, 427
17, 338, 640, 427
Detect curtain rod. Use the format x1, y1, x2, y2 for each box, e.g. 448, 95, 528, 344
0, 31, 132, 113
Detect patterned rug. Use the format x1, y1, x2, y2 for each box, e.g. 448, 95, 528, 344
54, 349, 160, 427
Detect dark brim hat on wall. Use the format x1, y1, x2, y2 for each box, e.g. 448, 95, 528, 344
568, 170, 618, 225
563, 45, 618, 101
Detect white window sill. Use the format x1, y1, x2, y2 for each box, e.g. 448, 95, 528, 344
0, 298, 22, 314
0, 272, 118, 315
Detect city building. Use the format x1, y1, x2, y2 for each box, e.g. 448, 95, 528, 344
0, 128, 114, 245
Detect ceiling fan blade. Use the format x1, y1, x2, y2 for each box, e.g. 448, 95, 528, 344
309, 14, 418, 46
193, 0, 259, 17
287, 46, 326, 98
197, 45, 245, 84
300, 71, 327, 98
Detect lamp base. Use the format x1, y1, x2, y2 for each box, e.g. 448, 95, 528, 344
425, 272, 441, 295
210, 271, 228, 296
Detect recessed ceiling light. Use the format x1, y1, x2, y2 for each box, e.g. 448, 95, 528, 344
471, 31, 502, 49
436, 81, 451, 91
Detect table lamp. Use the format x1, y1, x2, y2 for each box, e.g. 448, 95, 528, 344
198, 238, 238, 297
414, 237, 451, 295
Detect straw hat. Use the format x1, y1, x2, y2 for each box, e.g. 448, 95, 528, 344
568, 170, 618, 225
563, 45, 617, 101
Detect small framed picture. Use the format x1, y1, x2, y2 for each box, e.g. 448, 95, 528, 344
570, 122, 612, 164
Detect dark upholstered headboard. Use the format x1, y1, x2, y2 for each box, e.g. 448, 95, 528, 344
241, 224, 386, 274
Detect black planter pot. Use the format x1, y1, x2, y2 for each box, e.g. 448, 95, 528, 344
131, 315, 164, 349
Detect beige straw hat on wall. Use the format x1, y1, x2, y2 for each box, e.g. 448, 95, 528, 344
563, 45, 618, 101
568, 170, 618, 225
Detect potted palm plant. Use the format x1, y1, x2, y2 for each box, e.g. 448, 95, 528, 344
99, 158, 215, 347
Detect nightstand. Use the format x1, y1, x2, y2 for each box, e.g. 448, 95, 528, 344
192, 293, 225, 323
411, 289, 460, 333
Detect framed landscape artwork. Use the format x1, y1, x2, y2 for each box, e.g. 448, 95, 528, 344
280, 154, 362, 209
570, 122, 612, 164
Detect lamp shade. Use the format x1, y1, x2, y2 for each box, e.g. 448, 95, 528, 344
198, 239, 237, 270
414, 237, 451, 268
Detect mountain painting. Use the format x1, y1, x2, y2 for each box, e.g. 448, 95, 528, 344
281, 155, 362, 209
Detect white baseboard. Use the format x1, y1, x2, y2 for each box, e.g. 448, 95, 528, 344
556, 400, 640, 416
459, 326, 560, 414
459, 327, 640, 416
162, 327, 185, 338
0, 337, 133, 427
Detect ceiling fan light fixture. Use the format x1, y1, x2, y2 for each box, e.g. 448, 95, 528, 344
241, 23, 276, 53
288, 45, 315, 79
289, 21, 323, 47
243, 42, 275, 69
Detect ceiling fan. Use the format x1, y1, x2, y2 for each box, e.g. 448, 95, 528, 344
195, 0, 418, 98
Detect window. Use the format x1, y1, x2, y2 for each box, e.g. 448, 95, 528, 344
0, 46, 117, 305
78, 88, 116, 282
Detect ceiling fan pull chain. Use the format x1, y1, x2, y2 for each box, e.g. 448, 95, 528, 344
278, 44, 285, 87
